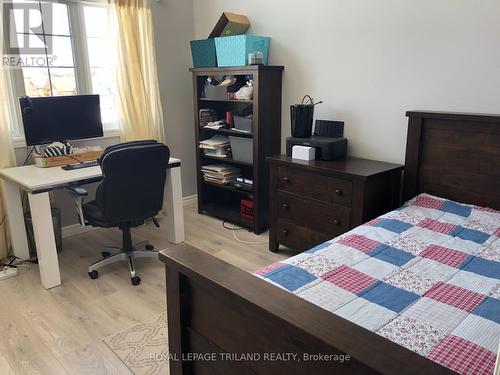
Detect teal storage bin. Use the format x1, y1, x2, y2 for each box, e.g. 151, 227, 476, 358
215, 35, 270, 67
190, 39, 217, 68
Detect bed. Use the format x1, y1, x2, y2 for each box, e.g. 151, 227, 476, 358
160, 111, 500, 375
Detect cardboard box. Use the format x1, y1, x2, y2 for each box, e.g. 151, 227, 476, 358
209, 12, 250, 38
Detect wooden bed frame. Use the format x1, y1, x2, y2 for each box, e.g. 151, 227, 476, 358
160, 111, 500, 375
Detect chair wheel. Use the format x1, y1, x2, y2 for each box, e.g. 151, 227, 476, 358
101, 251, 111, 258
88, 270, 99, 279
145, 244, 154, 251
131, 276, 141, 285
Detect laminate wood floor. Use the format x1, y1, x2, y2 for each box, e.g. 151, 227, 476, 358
0, 200, 293, 374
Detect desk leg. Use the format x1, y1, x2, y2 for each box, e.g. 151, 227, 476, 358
165, 166, 185, 244
1, 180, 30, 260
28, 192, 61, 289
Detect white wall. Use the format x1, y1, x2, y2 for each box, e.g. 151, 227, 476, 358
193, 0, 500, 163
152, 0, 197, 197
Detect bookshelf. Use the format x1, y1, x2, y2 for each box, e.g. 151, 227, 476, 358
190, 65, 284, 234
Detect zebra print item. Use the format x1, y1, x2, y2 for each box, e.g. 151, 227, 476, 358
41, 142, 73, 157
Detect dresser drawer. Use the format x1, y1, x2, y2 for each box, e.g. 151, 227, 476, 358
277, 220, 332, 252
277, 166, 352, 206
277, 192, 350, 236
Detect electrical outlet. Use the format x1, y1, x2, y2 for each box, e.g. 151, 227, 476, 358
0, 266, 18, 281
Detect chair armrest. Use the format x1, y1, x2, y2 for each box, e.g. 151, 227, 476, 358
67, 185, 88, 197
66, 185, 88, 226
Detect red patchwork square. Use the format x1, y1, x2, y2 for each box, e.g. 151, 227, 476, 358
427, 335, 496, 375
424, 282, 485, 312
338, 234, 381, 253
417, 218, 456, 234
365, 218, 382, 226
420, 245, 468, 267
322, 265, 377, 294
254, 262, 284, 276
414, 196, 443, 209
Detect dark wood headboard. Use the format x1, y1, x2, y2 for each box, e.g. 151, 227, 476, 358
404, 111, 500, 210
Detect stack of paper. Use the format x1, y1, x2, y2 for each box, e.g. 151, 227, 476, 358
199, 135, 230, 158
201, 164, 241, 185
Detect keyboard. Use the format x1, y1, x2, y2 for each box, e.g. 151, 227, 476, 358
61, 160, 99, 170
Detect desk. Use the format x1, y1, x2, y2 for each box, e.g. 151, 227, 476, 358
0, 158, 185, 289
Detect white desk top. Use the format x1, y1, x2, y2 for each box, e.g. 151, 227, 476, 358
0, 157, 180, 193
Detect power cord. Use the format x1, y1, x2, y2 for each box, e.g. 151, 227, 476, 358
64, 154, 85, 164
221, 221, 268, 245
222, 221, 245, 231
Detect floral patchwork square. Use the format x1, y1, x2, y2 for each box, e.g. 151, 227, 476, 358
385, 269, 437, 295
292, 254, 341, 277
488, 283, 500, 300
475, 245, 500, 262
383, 210, 424, 226
377, 316, 446, 356
461, 218, 497, 236
386, 237, 429, 256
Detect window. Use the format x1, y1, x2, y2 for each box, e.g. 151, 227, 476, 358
83, 5, 118, 125
9, 1, 119, 138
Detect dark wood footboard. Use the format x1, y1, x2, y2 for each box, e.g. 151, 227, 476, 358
160, 245, 453, 375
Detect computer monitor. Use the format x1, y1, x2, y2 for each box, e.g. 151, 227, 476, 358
19, 95, 104, 146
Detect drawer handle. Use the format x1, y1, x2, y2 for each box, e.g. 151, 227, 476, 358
333, 219, 340, 226
282, 176, 290, 183
282, 203, 289, 210
335, 189, 343, 196
282, 229, 289, 236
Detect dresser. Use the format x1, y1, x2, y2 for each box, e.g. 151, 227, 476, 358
268, 155, 404, 252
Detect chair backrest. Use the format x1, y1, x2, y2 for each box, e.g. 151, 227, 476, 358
95, 140, 170, 224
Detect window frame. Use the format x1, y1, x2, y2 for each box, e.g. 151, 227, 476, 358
10, 0, 120, 143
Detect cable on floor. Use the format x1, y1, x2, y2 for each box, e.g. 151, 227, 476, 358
222, 221, 268, 245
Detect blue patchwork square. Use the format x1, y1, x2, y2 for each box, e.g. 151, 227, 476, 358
369, 244, 387, 256
461, 256, 500, 279
374, 219, 413, 234
304, 241, 331, 254
441, 200, 471, 217
448, 227, 490, 244
264, 265, 317, 292
359, 283, 419, 312
472, 297, 500, 324
372, 246, 415, 267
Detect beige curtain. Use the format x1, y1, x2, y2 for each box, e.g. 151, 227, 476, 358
108, 0, 166, 143
0, 3, 18, 260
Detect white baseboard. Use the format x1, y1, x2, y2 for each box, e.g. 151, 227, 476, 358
182, 194, 197, 205
61, 194, 197, 239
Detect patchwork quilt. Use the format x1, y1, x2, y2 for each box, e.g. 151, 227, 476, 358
255, 194, 500, 374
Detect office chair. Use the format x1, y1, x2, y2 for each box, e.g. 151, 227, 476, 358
68, 140, 170, 286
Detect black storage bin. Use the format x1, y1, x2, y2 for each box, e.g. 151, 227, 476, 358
24, 207, 63, 258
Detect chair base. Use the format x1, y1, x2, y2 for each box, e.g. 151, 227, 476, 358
88, 240, 158, 285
